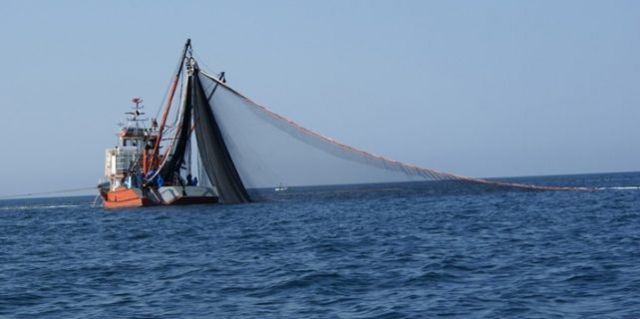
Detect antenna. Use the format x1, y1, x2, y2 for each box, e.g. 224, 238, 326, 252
126, 97, 147, 124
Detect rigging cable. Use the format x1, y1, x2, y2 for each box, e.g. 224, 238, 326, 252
0, 186, 97, 199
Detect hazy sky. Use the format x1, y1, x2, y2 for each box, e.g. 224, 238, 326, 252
0, 1, 639, 197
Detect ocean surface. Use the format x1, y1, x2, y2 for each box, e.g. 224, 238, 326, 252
1, 172, 640, 318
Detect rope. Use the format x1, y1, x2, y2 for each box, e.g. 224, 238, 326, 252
0, 186, 97, 199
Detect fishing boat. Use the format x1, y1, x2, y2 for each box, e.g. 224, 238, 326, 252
98, 40, 583, 209
98, 97, 218, 208
98, 39, 250, 208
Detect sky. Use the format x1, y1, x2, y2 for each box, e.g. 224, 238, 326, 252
0, 0, 639, 197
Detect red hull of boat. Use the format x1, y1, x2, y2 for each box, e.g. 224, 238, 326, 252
101, 187, 218, 209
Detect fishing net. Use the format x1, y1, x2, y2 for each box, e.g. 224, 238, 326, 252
192, 68, 580, 194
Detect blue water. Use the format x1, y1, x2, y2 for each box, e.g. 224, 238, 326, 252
1, 172, 640, 318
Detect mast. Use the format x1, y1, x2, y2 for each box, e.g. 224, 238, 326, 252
147, 38, 192, 174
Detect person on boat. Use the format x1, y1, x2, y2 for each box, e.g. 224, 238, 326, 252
136, 172, 145, 187
157, 175, 164, 187
186, 174, 194, 186
144, 169, 156, 187
193, 177, 198, 186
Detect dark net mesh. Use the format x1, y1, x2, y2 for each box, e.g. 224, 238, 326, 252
192, 69, 251, 203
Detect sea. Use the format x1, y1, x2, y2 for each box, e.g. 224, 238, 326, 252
1, 172, 639, 318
